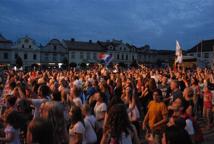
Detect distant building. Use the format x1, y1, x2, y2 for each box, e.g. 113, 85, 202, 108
64, 39, 105, 65
0, 34, 13, 66
0, 34, 181, 68
187, 39, 214, 67
98, 39, 137, 65
12, 36, 40, 68
41, 39, 68, 66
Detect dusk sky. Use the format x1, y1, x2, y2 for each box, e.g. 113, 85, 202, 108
0, 0, 214, 50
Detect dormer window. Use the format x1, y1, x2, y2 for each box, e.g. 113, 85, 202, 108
24, 39, 29, 43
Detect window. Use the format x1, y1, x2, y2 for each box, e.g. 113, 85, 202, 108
93, 53, 97, 60
54, 46, 56, 50
86, 52, 91, 60
204, 53, 209, 58
189, 53, 193, 56
33, 54, 37, 60
53, 54, 57, 61
24, 39, 29, 43
24, 54, 28, 59
45, 53, 49, 61
80, 52, 84, 59
197, 53, 201, 57
71, 52, 75, 59
121, 54, 124, 60
4, 53, 8, 59
14, 53, 18, 59
126, 55, 128, 60
22, 45, 24, 48
117, 54, 119, 60
132, 55, 134, 61
29, 45, 31, 48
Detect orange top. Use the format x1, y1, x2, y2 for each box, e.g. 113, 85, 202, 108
147, 100, 168, 130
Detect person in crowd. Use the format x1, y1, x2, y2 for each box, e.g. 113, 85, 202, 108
28, 84, 51, 118
82, 103, 97, 144
143, 89, 168, 144
124, 86, 140, 136
158, 75, 170, 105
93, 91, 107, 142
0, 111, 21, 144
163, 117, 193, 144
169, 80, 183, 103
203, 86, 213, 129
27, 117, 53, 144
69, 105, 86, 144
1, 64, 214, 144
70, 86, 83, 107
40, 101, 69, 144
101, 104, 140, 144
1, 96, 17, 122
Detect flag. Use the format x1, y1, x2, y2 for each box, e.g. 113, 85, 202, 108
98, 53, 113, 65
175, 40, 183, 64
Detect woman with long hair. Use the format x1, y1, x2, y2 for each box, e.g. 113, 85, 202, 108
40, 101, 69, 144
101, 104, 140, 144
69, 105, 86, 144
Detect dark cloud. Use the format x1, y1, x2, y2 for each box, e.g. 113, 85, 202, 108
0, 0, 213, 49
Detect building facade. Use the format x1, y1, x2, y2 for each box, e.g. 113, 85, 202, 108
187, 39, 214, 67
64, 39, 105, 65
12, 36, 41, 67
0, 34, 13, 66
0, 34, 177, 68
41, 39, 68, 66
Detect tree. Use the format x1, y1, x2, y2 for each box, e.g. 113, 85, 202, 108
16, 56, 23, 68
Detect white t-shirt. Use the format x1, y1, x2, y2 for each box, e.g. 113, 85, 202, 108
73, 97, 83, 107
185, 119, 195, 135
128, 105, 140, 122
4, 125, 21, 144
84, 115, 97, 143
69, 121, 86, 144
31, 98, 48, 118
94, 102, 107, 120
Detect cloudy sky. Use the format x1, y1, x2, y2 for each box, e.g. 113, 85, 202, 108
0, 0, 213, 49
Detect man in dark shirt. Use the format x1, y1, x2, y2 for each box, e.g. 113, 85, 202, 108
170, 80, 183, 103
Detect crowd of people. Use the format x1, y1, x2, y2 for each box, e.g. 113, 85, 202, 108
0, 65, 214, 144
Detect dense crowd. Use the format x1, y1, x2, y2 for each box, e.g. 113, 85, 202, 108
0, 65, 214, 144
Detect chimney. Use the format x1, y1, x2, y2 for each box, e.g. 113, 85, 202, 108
71, 38, 75, 42
89, 40, 92, 43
